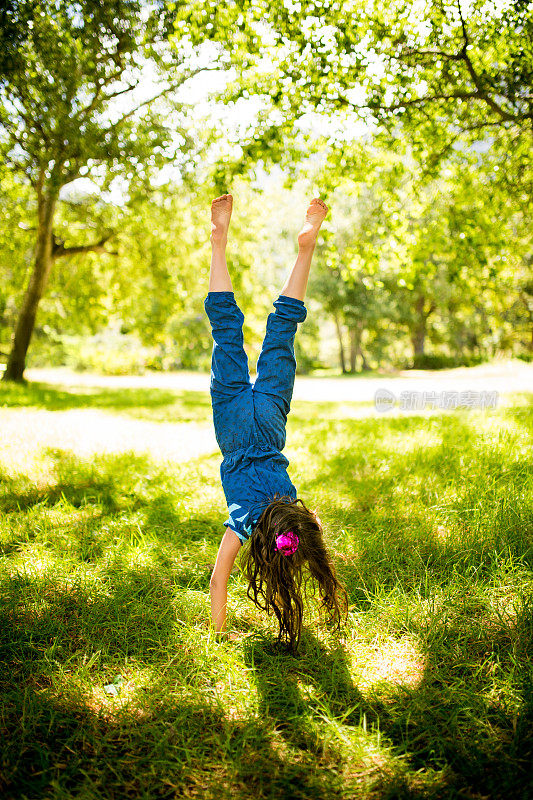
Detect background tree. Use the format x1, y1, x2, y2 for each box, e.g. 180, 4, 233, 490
0, 0, 216, 381
0, 172, 35, 363
1, 1, 530, 377
304, 136, 532, 370
308, 178, 399, 373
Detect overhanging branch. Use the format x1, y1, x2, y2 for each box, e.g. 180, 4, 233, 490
77, 75, 141, 122
398, 46, 465, 63
346, 90, 480, 113
52, 232, 117, 259
104, 66, 221, 130
456, 0, 521, 123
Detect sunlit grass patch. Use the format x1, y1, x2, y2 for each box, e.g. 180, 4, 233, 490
353, 635, 426, 692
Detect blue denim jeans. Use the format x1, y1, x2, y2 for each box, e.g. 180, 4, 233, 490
205, 291, 307, 454
204, 291, 308, 541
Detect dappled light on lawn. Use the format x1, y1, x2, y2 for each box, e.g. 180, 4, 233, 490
0, 407, 216, 470
0, 377, 531, 798
352, 635, 426, 692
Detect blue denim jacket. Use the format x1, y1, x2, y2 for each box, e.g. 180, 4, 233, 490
204, 291, 307, 544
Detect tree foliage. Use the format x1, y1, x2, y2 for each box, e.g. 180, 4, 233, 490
177, 0, 532, 196
306, 138, 532, 368
0, 1, 531, 377
0, 0, 200, 190
0, 0, 217, 379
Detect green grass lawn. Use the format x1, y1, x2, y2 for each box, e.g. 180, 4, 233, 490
1, 381, 532, 799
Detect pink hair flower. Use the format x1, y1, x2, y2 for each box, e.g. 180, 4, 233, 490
275, 530, 299, 556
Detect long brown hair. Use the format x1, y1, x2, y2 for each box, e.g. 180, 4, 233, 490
241, 495, 348, 652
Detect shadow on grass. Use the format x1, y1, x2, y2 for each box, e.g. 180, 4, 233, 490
244, 618, 533, 799
0, 452, 222, 599
0, 566, 361, 798
0, 380, 211, 422
0, 662, 354, 800
244, 631, 367, 747
0, 448, 218, 532
386, 593, 533, 798
0, 405, 532, 797
1, 564, 180, 666
2, 586, 531, 798
0, 566, 222, 799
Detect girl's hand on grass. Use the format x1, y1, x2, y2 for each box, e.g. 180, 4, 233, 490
214, 630, 248, 643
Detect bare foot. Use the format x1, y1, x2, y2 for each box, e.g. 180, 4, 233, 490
297, 197, 328, 249
211, 194, 233, 244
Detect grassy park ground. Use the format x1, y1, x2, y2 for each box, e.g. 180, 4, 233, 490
0, 366, 532, 799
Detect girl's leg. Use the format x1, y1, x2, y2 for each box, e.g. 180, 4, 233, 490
205, 193, 250, 398
253, 198, 328, 423
205, 292, 251, 399
209, 194, 233, 291
280, 198, 328, 300
205, 194, 253, 450
253, 295, 307, 420
206, 195, 248, 637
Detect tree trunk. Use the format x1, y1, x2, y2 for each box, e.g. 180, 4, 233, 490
411, 295, 430, 363
411, 325, 426, 359
349, 326, 356, 373
526, 296, 533, 353
349, 322, 369, 372
334, 313, 347, 374
3, 193, 56, 382
359, 344, 369, 372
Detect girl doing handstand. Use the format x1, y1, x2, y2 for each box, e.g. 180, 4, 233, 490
205, 193, 347, 651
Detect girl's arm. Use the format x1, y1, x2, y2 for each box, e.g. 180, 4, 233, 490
209, 527, 242, 632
